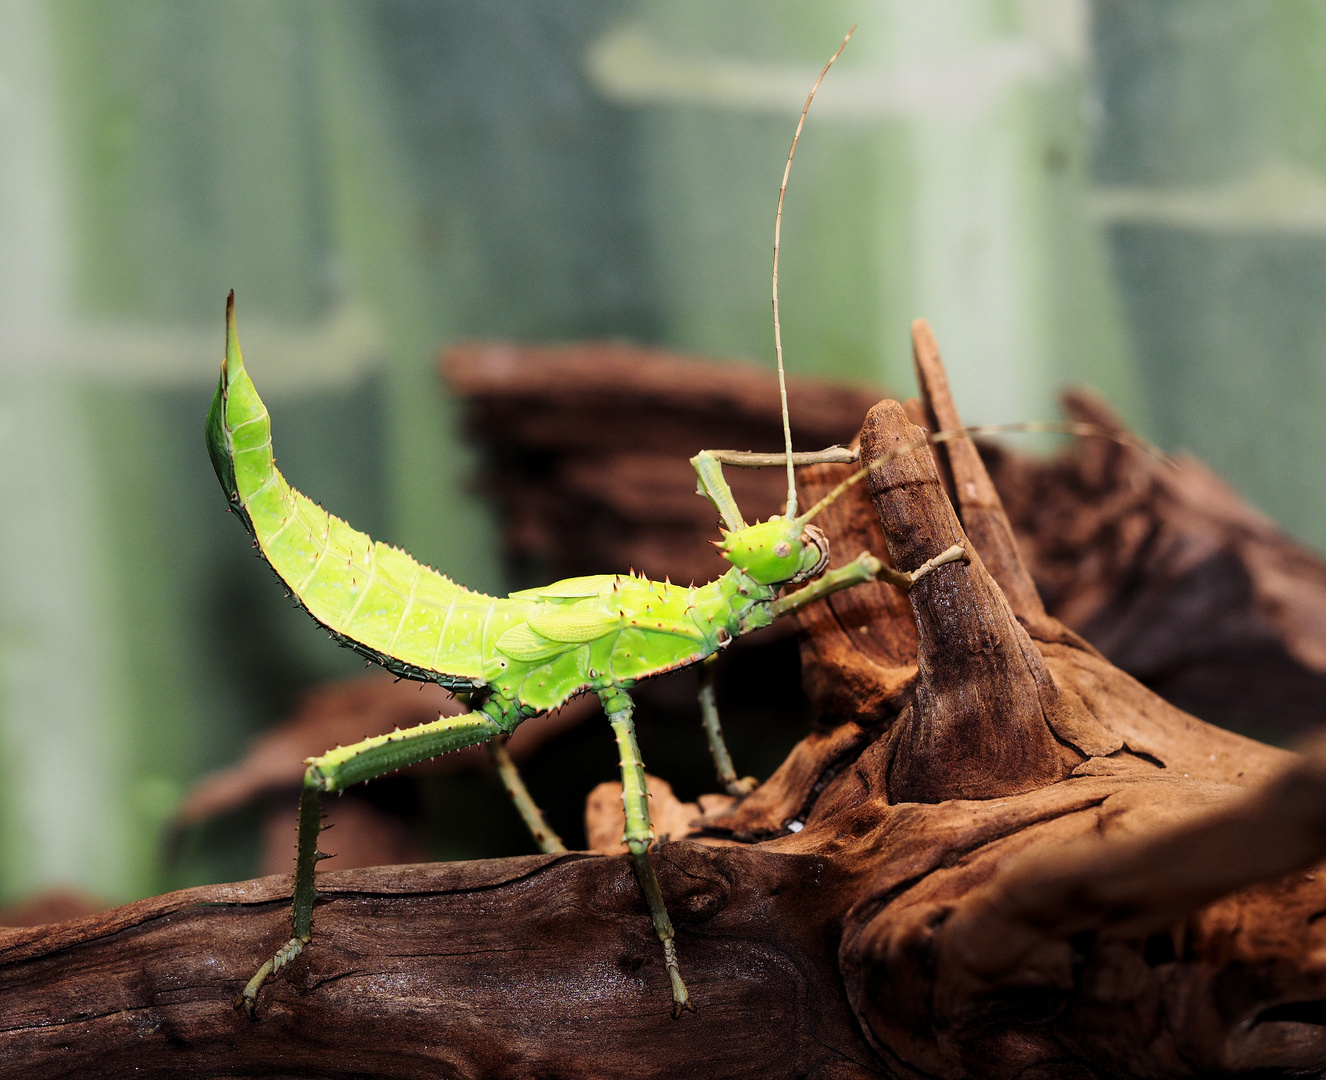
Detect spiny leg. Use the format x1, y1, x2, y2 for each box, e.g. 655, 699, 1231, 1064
485, 737, 567, 854
599, 685, 694, 1016
236, 707, 510, 1016
768, 544, 967, 619
697, 656, 756, 797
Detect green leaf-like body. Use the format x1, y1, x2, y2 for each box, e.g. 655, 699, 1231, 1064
208, 297, 786, 717
525, 610, 624, 643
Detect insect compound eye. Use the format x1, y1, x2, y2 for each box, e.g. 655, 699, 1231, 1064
773, 541, 792, 559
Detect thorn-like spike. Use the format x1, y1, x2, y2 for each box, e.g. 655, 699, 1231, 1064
859, 398, 1074, 803
223, 289, 241, 383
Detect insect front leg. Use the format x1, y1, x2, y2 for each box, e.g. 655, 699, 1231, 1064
689, 445, 858, 527
768, 544, 968, 619
235, 706, 513, 1017
598, 685, 694, 1017
690, 450, 748, 532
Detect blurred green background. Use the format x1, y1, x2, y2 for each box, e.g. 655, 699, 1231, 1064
2, 0, 1325, 904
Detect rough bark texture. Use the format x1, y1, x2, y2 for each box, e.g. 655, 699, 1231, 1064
10, 334, 1326, 1077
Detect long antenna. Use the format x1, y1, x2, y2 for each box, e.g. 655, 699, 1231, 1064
773, 27, 854, 520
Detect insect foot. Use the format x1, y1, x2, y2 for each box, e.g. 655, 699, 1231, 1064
851, 542, 970, 594
234, 935, 306, 1018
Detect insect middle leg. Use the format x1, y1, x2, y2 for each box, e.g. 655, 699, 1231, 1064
454, 689, 564, 853
235, 706, 514, 1016
697, 656, 756, 797
599, 685, 694, 1016
486, 737, 566, 853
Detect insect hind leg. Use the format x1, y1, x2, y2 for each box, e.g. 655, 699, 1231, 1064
235, 707, 508, 1017
235, 770, 324, 1015
599, 685, 694, 1017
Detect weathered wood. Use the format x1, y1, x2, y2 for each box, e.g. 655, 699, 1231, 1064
783, 450, 919, 729
860, 400, 1083, 802
11, 341, 1326, 1077
0, 851, 878, 1080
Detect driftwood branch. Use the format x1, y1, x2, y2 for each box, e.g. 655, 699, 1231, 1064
7, 327, 1326, 1077
0, 851, 882, 1079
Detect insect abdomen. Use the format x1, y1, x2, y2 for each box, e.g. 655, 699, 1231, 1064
208, 297, 493, 689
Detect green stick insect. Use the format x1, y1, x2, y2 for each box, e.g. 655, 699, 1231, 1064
210, 293, 966, 1016
209, 32, 967, 1017
208, 338, 1162, 1021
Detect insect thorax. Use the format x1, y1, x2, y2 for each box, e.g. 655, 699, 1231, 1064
480, 570, 778, 714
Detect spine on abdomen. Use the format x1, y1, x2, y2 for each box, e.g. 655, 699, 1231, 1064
206, 294, 492, 689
